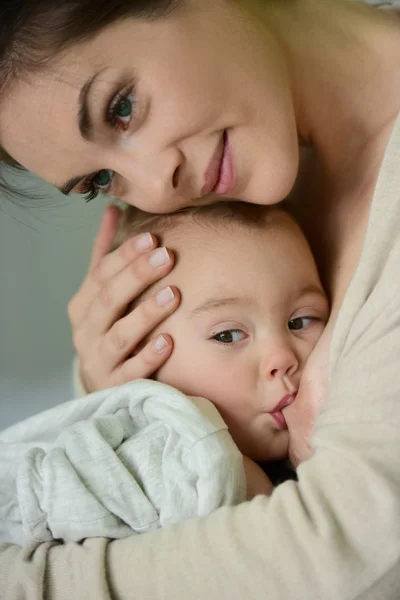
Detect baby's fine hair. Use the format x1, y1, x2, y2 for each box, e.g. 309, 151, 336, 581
112, 201, 286, 250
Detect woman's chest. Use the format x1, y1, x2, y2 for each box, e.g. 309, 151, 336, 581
288, 145, 382, 311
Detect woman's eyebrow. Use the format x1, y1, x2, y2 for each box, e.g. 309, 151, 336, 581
55, 69, 108, 194
78, 68, 106, 141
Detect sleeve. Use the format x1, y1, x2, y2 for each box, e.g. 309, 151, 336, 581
72, 357, 89, 399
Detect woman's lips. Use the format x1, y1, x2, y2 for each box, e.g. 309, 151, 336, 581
214, 130, 236, 195
269, 394, 297, 430
202, 130, 236, 197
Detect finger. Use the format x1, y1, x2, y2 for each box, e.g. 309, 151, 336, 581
70, 232, 160, 330
89, 204, 121, 270
114, 334, 174, 386
88, 284, 180, 377
87, 247, 176, 336
91, 231, 157, 285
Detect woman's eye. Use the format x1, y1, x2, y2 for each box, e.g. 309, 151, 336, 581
211, 329, 247, 344
109, 90, 135, 130
76, 169, 115, 203
93, 169, 114, 191
288, 316, 315, 331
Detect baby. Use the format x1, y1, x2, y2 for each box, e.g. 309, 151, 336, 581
117, 201, 329, 463
0, 201, 328, 545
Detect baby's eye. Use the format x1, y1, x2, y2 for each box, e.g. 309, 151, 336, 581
211, 329, 247, 344
288, 316, 315, 331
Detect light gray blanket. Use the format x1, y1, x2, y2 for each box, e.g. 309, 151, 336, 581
0, 380, 245, 545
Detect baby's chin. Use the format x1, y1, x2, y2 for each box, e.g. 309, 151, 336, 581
240, 430, 290, 463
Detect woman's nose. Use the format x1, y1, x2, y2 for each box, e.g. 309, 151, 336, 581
123, 145, 184, 210
261, 343, 299, 382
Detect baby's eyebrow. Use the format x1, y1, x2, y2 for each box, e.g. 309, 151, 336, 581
190, 296, 254, 317
295, 284, 326, 300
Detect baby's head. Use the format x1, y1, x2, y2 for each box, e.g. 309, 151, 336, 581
114, 201, 329, 461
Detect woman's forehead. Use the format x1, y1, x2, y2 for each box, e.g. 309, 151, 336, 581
0, 13, 206, 169
0, 64, 91, 176
0, 24, 138, 178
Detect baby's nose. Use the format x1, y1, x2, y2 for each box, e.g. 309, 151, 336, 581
261, 344, 298, 382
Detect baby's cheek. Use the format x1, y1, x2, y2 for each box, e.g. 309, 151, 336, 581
154, 347, 197, 394
153, 358, 177, 387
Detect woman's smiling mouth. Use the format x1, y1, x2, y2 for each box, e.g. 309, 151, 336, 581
202, 130, 236, 197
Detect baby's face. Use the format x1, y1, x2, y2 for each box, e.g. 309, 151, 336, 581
146, 210, 329, 461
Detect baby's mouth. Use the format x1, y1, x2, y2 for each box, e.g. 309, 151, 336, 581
269, 393, 297, 430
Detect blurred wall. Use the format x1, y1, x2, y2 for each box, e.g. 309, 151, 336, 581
0, 171, 106, 429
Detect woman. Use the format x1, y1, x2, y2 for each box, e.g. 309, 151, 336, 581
1, 0, 400, 598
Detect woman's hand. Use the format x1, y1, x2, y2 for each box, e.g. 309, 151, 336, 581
243, 456, 274, 499
68, 205, 180, 394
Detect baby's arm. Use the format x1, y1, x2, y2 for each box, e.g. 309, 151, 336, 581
242, 456, 274, 499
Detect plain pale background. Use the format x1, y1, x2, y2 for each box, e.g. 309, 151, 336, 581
0, 0, 387, 431
0, 170, 106, 429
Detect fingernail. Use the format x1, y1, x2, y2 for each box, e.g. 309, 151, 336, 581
149, 247, 170, 267
154, 335, 169, 352
135, 232, 153, 252
156, 286, 175, 306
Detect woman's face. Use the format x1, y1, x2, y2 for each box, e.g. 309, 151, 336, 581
0, 0, 299, 212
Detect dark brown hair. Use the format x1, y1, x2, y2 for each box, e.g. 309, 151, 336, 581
0, 0, 178, 194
